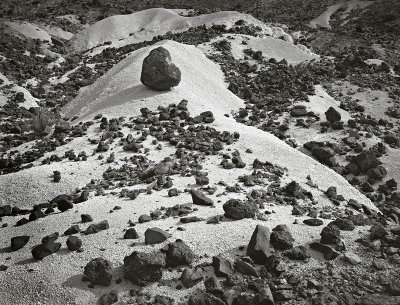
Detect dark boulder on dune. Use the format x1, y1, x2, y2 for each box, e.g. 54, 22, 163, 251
141, 47, 181, 91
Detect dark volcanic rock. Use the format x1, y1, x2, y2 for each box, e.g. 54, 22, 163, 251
212, 255, 234, 277
320, 225, 341, 245
66, 236, 82, 251
284, 245, 311, 260
84, 220, 109, 234
164, 240, 196, 267
190, 189, 214, 206
351, 150, 379, 172
123, 228, 139, 239
56, 198, 73, 212
145, 227, 171, 245
81, 214, 93, 223
181, 267, 204, 288
303, 218, 323, 226
123, 251, 165, 285
11, 235, 30, 251
84, 257, 113, 287
270, 230, 294, 250
325, 107, 341, 122
0, 205, 12, 217
310, 242, 340, 260
64, 225, 80, 235
223, 199, 258, 219
31, 242, 61, 260
141, 47, 181, 91
329, 218, 355, 231
247, 225, 273, 264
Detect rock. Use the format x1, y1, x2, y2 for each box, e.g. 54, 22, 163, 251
98, 290, 118, 305
188, 292, 225, 305
290, 106, 307, 117
141, 47, 181, 91
342, 252, 361, 265
320, 225, 341, 245
223, 199, 258, 219
31, 242, 61, 260
367, 165, 387, 180
56, 198, 73, 212
370, 224, 389, 240
352, 150, 379, 172
181, 266, 204, 288
329, 218, 355, 231
310, 242, 340, 260
64, 225, 81, 235
81, 214, 93, 223
325, 107, 341, 122
66, 236, 82, 251
84, 220, 109, 234
11, 236, 30, 251
247, 225, 273, 264
284, 245, 311, 260
303, 218, 323, 226
0, 205, 12, 217
138, 214, 152, 223
168, 188, 179, 197
42, 232, 59, 244
53, 170, 61, 182
204, 276, 224, 296
212, 255, 234, 277
145, 227, 171, 245
256, 287, 275, 305
234, 258, 258, 277
190, 189, 214, 206
164, 240, 196, 267
124, 228, 139, 239
270, 229, 294, 250
84, 258, 113, 287
123, 251, 165, 285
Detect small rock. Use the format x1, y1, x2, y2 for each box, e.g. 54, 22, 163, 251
145, 227, 171, 245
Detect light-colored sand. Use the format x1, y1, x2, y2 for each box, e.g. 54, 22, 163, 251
5, 21, 52, 41
70, 8, 293, 54
199, 34, 318, 64
0, 72, 39, 109
309, 3, 345, 29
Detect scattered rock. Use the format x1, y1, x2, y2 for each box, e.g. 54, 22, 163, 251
223, 199, 258, 219
84, 220, 109, 234
67, 236, 82, 251
164, 240, 196, 267
247, 225, 273, 264
190, 189, 214, 206
11, 235, 30, 251
181, 266, 204, 288
123, 251, 165, 285
84, 258, 113, 287
124, 228, 139, 239
145, 227, 172, 245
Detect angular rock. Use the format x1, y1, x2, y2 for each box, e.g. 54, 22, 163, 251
212, 255, 234, 277
329, 218, 355, 231
84, 220, 109, 234
11, 235, 30, 251
325, 107, 341, 122
190, 189, 214, 206
164, 240, 196, 267
123, 251, 165, 285
31, 242, 61, 260
145, 227, 171, 245
81, 214, 93, 223
64, 225, 81, 235
123, 228, 139, 239
310, 242, 340, 260
270, 230, 294, 250
284, 245, 311, 260
320, 225, 341, 245
188, 292, 225, 305
98, 290, 118, 305
247, 225, 273, 264
234, 259, 258, 277
181, 266, 204, 288
303, 218, 323, 226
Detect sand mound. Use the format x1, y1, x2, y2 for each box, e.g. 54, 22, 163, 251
63, 40, 373, 209
70, 8, 292, 53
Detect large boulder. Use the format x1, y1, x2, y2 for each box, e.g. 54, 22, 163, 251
325, 107, 341, 122
247, 225, 273, 264
141, 47, 181, 91
123, 251, 165, 285
84, 257, 113, 287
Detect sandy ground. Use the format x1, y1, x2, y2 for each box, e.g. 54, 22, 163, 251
70, 8, 293, 54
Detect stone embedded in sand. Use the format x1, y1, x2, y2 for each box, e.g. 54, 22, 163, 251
123, 228, 139, 239
42, 232, 59, 244
84, 220, 109, 234
247, 225, 273, 264
123, 251, 165, 285
84, 257, 113, 287
11, 235, 30, 251
325, 107, 341, 122
188, 292, 225, 305
164, 240, 196, 267
145, 227, 171, 245
223, 199, 258, 219
181, 266, 204, 288
310, 242, 340, 260
0, 205, 12, 217
303, 218, 323, 226
190, 189, 214, 206
329, 218, 355, 231
320, 225, 341, 245
56, 198, 73, 212
234, 258, 258, 277
81, 214, 93, 223
141, 46, 181, 91
98, 290, 118, 305
284, 245, 311, 260
31, 242, 61, 260
64, 225, 81, 235
67, 236, 82, 251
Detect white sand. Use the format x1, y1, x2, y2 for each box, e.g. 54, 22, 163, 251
70, 8, 293, 54
5, 21, 52, 41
